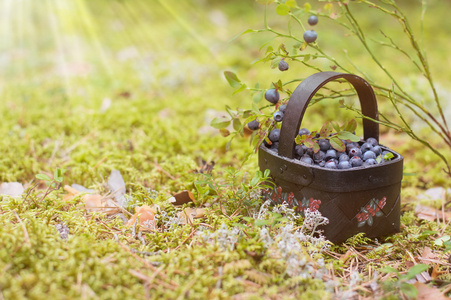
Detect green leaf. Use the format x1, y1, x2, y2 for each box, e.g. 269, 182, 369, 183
434, 235, 450, 246
320, 121, 333, 138
36, 174, 51, 181
337, 131, 360, 142
276, 4, 290, 15
303, 138, 315, 148
270, 57, 282, 69
329, 137, 345, 152
224, 71, 241, 88
210, 117, 231, 129
405, 264, 429, 280
342, 119, 357, 133
420, 230, 438, 237
233, 83, 247, 95
295, 135, 303, 145
304, 54, 311, 62
233, 118, 242, 131
220, 128, 230, 137
331, 122, 340, 132
383, 152, 395, 161
300, 41, 308, 51
285, 0, 297, 8
312, 142, 320, 153
381, 266, 399, 274
255, 219, 271, 227
253, 91, 263, 103
303, 2, 311, 12
231, 29, 257, 42
400, 282, 418, 299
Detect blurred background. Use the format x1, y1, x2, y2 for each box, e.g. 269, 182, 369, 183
0, 0, 450, 189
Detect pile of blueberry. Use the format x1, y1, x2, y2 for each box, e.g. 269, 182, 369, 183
264, 127, 394, 169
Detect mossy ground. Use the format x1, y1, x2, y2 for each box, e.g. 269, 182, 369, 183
1, 0, 451, 299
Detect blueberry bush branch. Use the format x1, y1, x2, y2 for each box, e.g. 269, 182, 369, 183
219, 0, 451, 175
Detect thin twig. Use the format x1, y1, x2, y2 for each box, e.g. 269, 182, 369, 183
13, 211, 31, 247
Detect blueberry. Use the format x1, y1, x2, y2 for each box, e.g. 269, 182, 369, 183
247, 119, 259, 131
313, 150, 326, 163
339, 153, 350, 162
273, 111, 284, 122
363, 150, 376, 161
348, 147, 362, 158
325, 160, 337, 169
366, 137, 378, 146
295, 144, 304, 157
269, 128, 280, 142
325, 149, 337, 160
299, 128, 311, 137
318, 139, 330, 151
279, 104, 287, 113
308, 15, 318, 26
303, 145, 314, 157
372, 145, 382, 156
318, 160, 326, 167
346, 142, 360, 153
363, 158, 377, 166
278, 60, 289, 71
300, 155, 314, 165
265, 89, 280, 104
360, 142, 373, 153
303, 30, 317, 43
270, 142, 279, 152
350, 156, 363, 167
338, 161, 351, 169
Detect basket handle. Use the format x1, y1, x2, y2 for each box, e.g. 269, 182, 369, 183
278, 72, 379, 159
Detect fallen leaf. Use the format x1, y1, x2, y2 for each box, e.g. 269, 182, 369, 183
172, 190, 196, 206
431, 265, 446, 280
108, 170, 126, 207
415, 205, 451, 222
419, 247, 439, 265
83, 194, 120, 216
63, 185, 81, 202
177, 207, 206, 225
71, 184, 95, 193
339, 249, 353, 263
0, 182, 24, 197
414, 282, 449, 300
126, 205, 157, 231
418, 187, 451, 202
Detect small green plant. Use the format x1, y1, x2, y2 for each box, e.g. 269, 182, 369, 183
35, 168, 66, 201
381, 264, 429, 298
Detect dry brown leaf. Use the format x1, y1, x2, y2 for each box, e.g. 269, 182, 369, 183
83, 194, 120, 216
414, 282, 449, 300
177, 207, 206, 225
63, 185, 80, 201
431, 265, 446, 280
172, 190, 196, 206
415, 205, 451, 222
126, 205, 157, 231
419, 247, 439, 265
339, 249, 354, 263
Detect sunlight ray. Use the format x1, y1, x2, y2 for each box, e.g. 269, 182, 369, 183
75, 0, 113, 77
